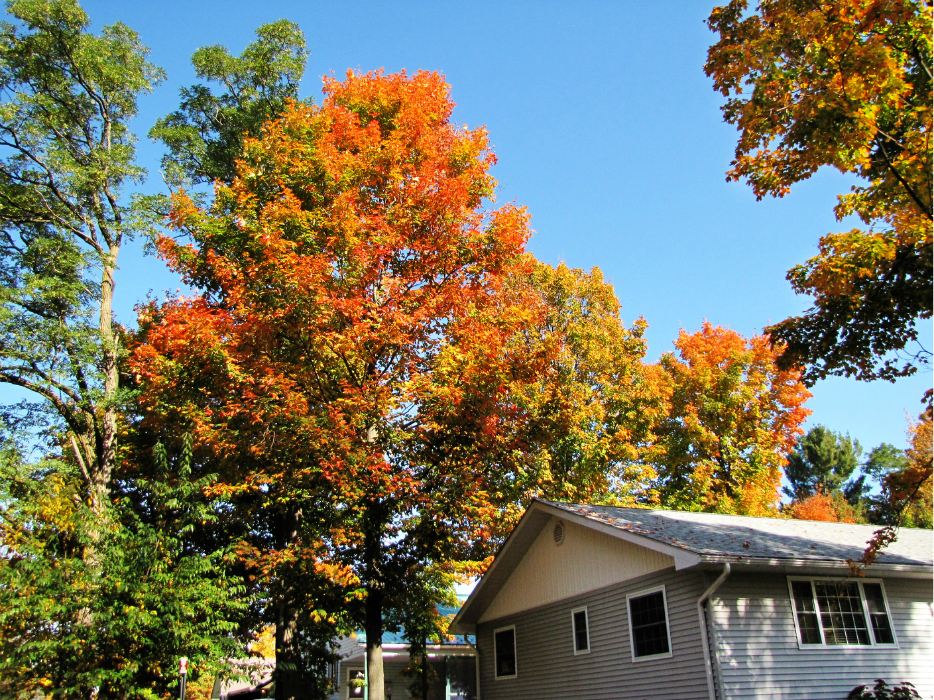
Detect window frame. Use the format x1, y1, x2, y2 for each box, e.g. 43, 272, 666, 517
625, 585, 674, 663
571, 606, 590, 655
493, 624, 517, 680
786, 577, 899, 650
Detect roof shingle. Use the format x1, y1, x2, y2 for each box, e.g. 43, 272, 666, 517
542, 500, 933, 568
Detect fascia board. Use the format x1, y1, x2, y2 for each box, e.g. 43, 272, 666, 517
449, 504, 553, 634
535, 501, 703, 570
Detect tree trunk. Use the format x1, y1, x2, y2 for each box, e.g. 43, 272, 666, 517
276, 601, 303, 700
365, 584, 385, 700
275, 506, 304, 700
421, 639, 428, 700
92, 249, 120, 517
363, 489, 386, 700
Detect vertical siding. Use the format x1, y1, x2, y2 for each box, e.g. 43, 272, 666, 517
710, 573, 934, 700
479, 517, 675, 623
477, 567, 710, 700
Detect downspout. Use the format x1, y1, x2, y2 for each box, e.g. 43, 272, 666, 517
467, 638, 481, 700
697, 563, 730, 700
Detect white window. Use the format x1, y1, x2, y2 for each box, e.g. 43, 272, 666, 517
494, 625, 517, 679
787, 578, 897, 648
571, 607, 590, 654
626, 586, 673, 662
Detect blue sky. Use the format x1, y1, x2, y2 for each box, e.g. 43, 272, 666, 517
81, 0, 930, 452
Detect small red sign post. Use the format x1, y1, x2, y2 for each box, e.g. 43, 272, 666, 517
179, 657, 188, 700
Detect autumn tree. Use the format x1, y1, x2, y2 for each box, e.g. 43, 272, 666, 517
870, 405, 933, 528
851, 402, 933, 569
0, 0, 163, 515
706, 0, 932, 383
502, 261, 667, 508
133, 70, 539, 700
651, 322, 811, 515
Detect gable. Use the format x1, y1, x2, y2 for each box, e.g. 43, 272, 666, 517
478, 516, 675, 623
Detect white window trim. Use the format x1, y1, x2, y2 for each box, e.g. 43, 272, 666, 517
786, 576, 899, 650
493, 624, 517, 680
626, 584, 674, 663
571, 606, 590, 655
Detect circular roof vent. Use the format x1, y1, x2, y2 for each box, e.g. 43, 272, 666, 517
553, 520, 565, 546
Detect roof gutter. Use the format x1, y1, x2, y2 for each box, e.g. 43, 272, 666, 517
697, 562, 730, 700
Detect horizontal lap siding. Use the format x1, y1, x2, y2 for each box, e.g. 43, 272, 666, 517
710, 574, 934, 700
477, 567, 710, 700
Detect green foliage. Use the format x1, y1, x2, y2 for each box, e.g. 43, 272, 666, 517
848, 679, 922, 700
0, 434, 248, 699
149, 19, 308, 188
784, 425, 862, 502
394, 567, 456, 700
0, 0, 164, 510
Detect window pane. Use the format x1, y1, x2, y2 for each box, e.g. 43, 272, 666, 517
814, 581, 870, 645
863, 583, 895, 645
629, 591, 670, 657
447, 656, 478, 700
495, 628, 516, 677
791, 580, 822, 645
573, 610, 589, 652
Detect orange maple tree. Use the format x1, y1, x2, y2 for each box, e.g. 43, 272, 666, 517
651, 322, 812, 515
786, 489, 858, 523
132, 70, 541, 700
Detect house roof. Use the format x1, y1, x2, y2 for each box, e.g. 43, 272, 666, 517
449, 499, 933, 634
544, 501, 933, 568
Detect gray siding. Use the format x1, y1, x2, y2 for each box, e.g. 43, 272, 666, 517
476, 567, 711, 700
710, 573, 934, 700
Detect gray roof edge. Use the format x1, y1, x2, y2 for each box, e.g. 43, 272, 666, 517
541, 500, 932, 567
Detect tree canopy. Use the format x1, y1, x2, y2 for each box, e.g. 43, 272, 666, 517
133, 68, 540, 700
706, 0, 932, 383
0, 0, 163, 513
651, 322, 811, 515
150, 19, 308, 188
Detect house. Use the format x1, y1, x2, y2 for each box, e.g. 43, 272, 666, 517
328, 623, 477, 700
212, 611, 477, 700
449, 499, 933, 700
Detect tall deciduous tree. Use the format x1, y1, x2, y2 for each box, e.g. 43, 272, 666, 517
706, 0, 932, 383
505, 261, 667, 507
651, 322, 811, 515
133, 70, 537, 700
149, 19, 308, 189
0, 0, 163, 514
